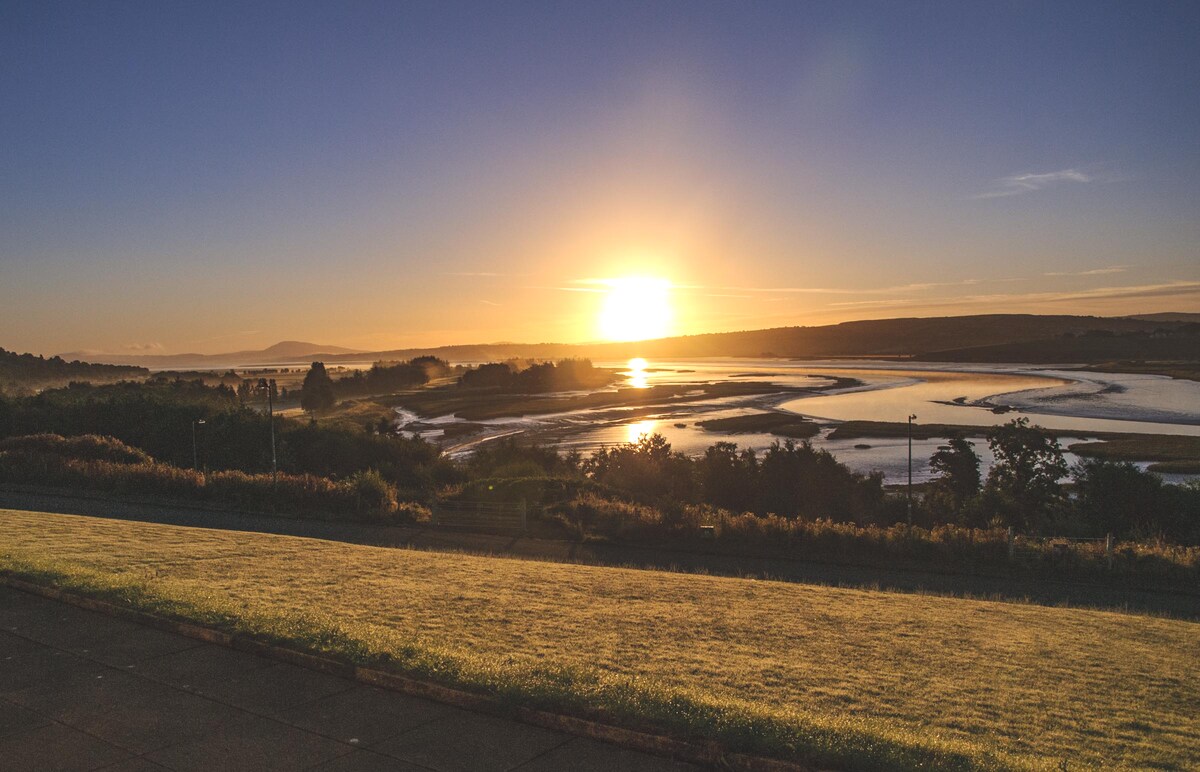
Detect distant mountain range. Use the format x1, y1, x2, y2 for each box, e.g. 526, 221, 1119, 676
56, 340, 366, 368
50, 314, 1198, 370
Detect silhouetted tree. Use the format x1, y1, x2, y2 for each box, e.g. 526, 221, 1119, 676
983, 418, 1068, 530
699, 442, 758, 512
1071, 458, 1164, 539
300, 362, 336, 415
929, 437, 981, 506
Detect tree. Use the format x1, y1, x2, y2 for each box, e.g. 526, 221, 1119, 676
984, 418, 1068, 530
300, 362, 336, 415
928, 437, 981, 507
1071, 458, 1163, 538
699, 442, 757, 512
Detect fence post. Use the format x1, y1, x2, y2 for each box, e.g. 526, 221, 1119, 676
1105, 533, 1113, 571
1007, 526, 1014, 561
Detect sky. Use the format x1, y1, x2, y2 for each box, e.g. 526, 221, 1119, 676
1, 1, 1198, 356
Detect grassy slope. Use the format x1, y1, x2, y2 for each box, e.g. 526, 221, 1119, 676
1, 509, 1197, 770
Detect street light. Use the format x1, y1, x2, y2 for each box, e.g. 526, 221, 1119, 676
907, 413, 917, 525
257, 378, 278, 488
191, 418, 206, 471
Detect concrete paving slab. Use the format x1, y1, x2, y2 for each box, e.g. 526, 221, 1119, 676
93, 758, 172, 771
307, 749, 429, 771
276, 684, 455, 746
0, 696, 53, 738
0, 645, 102, 694
3, 604, 201, 668
143, 713, 352, 772
512, 736, 699, 771
370, 709, 570, 772
0, 720, 132, 771
131, 642, 276, 690
70, 626, 204, 669
4, 666, 250, 755
191, 660, 356, 718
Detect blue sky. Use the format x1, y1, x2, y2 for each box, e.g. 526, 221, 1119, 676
2, 1, 1197, 354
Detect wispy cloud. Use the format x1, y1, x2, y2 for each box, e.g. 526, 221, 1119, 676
121, 342, 163, 352
1045, 265, 1128, 277
479, 299, 501, 306
568, 278, 990, 296
446, 271, 505, 277
827, 280, 1200, 311
974, 169, 1095, 199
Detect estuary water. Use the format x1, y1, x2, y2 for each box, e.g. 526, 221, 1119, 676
399, 358, 1200, 485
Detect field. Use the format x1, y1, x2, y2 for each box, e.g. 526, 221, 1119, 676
2, 509, 1198, 770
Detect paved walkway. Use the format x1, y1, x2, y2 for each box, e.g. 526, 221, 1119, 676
0, 586, 696, 771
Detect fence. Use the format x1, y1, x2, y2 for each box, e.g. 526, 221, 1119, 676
430, 499, 528, 532
1008, 527, 1114, 569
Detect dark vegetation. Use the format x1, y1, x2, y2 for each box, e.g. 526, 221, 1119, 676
332, 356, 445, 397
916, 323, 1200, 365
695, 411, 821, 438
0, 434, 422, 522
0, 347, 147, 395
457, 358, 613, 392
0, 361, 1197, 585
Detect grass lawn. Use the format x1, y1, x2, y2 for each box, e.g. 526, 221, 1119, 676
1, 508, 1197, 770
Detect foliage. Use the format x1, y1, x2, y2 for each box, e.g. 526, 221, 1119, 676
0, 347, 147, 395
0, 435, 422, 523
0, 432, 153, 465
333, 360, 430, 397
300, 361, 336, 414
983, 418, 1069, 529
0, 379, 450, 495
458, 358, 611, 393
583, 433, 697, 505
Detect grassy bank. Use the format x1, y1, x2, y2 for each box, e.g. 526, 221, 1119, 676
391, 380, 832, 421
695, 412, 820, 438
1068, 435, 1200, 474
2, 510, 1197, 770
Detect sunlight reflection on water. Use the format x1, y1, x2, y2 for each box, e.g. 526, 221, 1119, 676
625, 419, 658, 443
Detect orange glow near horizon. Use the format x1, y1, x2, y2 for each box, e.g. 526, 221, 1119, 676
598, 277, 673, 342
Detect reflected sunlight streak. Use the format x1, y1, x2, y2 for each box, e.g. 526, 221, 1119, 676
626, 357, 649, 389
625, 419, 658, 444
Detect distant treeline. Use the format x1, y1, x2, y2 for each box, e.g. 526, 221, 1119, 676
0, 348, 147, 395
458, 359, 613, 392
333, 356, 447, 397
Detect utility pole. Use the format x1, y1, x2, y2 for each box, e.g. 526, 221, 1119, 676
258, 378, 278, 489
191, 418, 205, 471
907, 413, 917, 525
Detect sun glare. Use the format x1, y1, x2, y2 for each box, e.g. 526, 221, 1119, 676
626, 357, 649, 388
599, 277, 672, 342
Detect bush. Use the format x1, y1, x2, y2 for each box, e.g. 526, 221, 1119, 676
0, 434, 411, 524
0, 433, 153, 465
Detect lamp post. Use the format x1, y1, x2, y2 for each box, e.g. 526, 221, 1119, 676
191, 418, 206, 471
257, 378, 278, 488
907, 413, 917, 525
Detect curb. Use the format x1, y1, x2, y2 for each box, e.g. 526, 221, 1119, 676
2, 575, 814, 772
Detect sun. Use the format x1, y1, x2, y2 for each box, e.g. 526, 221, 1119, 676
598, 277, 672, 342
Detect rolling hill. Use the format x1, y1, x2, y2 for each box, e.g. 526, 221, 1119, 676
47, 313, 1200, 369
